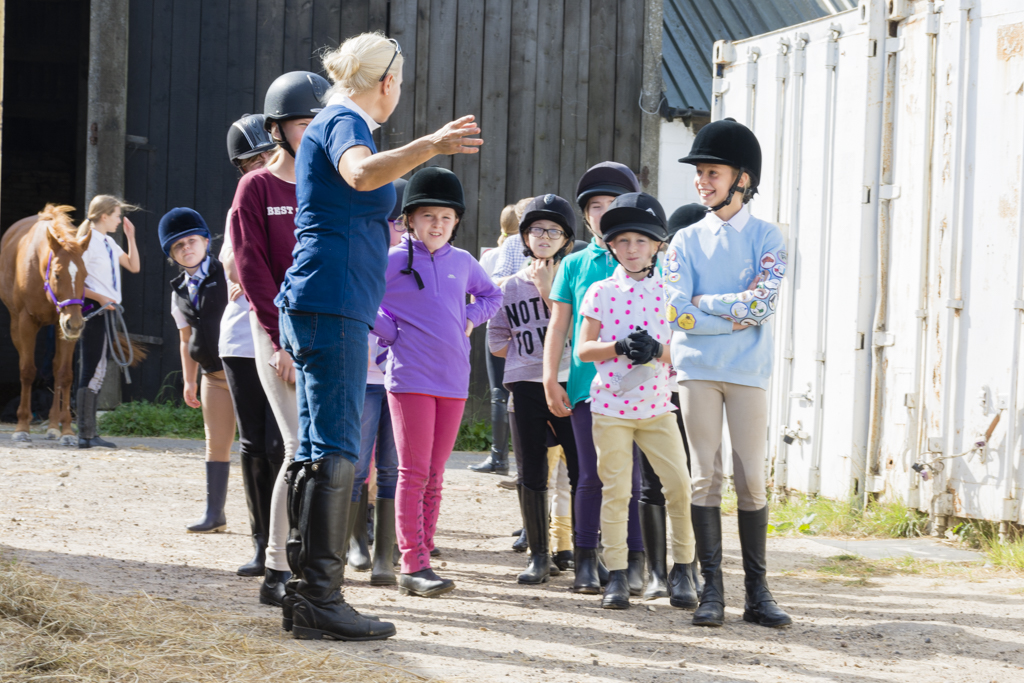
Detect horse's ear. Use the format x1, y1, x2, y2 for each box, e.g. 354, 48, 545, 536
46, 224, 66, 253
78, 229, 93, 251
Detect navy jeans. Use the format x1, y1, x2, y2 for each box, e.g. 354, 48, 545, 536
355, 383, 399, 501
280, 310, 368, 465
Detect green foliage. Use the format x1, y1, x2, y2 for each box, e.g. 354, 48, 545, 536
98, 400, 205, 440
453, 419, 494, 452
768, 494, 928, 539
949, 519, 1024, 571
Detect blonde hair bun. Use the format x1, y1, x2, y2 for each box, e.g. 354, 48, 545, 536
322, 32, 403, 95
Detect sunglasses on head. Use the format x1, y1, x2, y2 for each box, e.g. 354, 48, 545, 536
380, 39, 402, 82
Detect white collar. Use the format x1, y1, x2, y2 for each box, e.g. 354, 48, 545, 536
612, 264, 658, 292
705, 205, 751, 233
327, 93, 381, 132
187, 255, 211, 281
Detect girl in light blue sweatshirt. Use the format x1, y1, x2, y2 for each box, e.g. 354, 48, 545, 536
664, 119, 792, 630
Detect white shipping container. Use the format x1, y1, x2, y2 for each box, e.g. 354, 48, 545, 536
704, 0, 1024, 533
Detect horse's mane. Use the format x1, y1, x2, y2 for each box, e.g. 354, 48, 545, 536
38, 204, 78, 241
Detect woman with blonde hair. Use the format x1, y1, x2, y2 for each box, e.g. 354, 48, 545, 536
76, 195, 140, 448
274, 31, 482, 642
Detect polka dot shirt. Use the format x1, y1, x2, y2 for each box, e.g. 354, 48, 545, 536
581, 266, 676, 420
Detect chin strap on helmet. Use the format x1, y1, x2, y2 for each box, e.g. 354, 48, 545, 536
707, 168, 750, 213
401, 237, 425, 290
607, 249, 658, 279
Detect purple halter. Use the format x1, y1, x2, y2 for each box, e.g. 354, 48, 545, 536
44, 252, 85, 311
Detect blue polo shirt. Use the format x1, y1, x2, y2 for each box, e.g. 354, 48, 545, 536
275, 104, 396, 326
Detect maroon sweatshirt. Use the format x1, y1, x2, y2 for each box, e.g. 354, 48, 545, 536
228, 167, 298, 351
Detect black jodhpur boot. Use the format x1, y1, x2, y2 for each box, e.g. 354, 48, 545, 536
290, 456, 395, 641
601, 569, 631, 610
512, 485, 529, 552
469, 388, 509, 475
187, 461, 229, 533
738, 506, 792, 628
346, 484, 372, 572
76, 387, 117, 449
691, 505, 725, 627
638, 501, 668, 599
237, 453, 281, 575
518, 485, 552, 584
572, 547, 601, 593
370, 498, 398, 586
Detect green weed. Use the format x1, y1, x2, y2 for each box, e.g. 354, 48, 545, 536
98, 400, 206, 440
767, 494, 928, 539
453, 419, 494, 452
949, 520, 1024, 571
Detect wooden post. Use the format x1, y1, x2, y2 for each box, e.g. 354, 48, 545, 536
639, 0, 662, 195
87, 0, 130, 409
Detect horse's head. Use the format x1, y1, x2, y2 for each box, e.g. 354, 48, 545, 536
41, 205, 92, 340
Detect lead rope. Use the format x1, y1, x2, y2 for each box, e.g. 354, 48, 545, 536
83, 304, 135, 384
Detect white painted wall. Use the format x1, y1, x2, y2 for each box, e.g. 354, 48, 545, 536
657, 120, 701, 215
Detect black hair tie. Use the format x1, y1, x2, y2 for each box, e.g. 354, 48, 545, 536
401, 237, 425, 290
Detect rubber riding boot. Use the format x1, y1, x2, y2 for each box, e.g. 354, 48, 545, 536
187, 461, 229, 533
237, 453, 277, 576
572, 547, 601, 594
366, 501, 375, 547
518, 485, 551, 584
553, 550, 575, 572
668, 562, 698, 609
691, 505, 725, 627
468, 448, 509, 475
639, 502, 669, 599
260, 568, 290, 606
398, 567, 456, 598
470, 388, 510, 474
738, 506, 792, 628
290, 456, 395, 641
601, 569, 631, 610
370, 498, 398, 586
76, 388, 116, 449
346, 484, 372, 572
627, 551, 646, 597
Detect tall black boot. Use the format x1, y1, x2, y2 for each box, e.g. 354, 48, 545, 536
572, 547, 601, 594
281, 461, 308, 631
238, 454, 277, 576
639, 502, 669, 599
512, 485, 528, 552
346, 484, 372, 572
370, 498, 398, 586
290, 456, 396, 641
691, 505, 725, 626
76, 388, 116, 449
469, 388, 509, 474
518, 485, 551, 584
187, 461, 229, 533
738, 506, 792, 628
627, 551, 645, 596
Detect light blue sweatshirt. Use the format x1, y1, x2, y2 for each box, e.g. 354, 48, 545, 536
663, 206, 787, 390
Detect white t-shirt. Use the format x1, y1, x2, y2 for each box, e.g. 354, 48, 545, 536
217, 227, 255, 358
82, 230, 125, 304
366, 332, 386, 385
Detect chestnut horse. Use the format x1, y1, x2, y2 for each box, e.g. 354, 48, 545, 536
0, 205, 91, 444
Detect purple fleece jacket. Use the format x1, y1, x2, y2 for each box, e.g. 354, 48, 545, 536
373, 234, 502, 399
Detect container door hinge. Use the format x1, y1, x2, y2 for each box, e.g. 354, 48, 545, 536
874, 332, 896, 347
855, 332, 865, 350
866, 475, 886, 494
862, 186, 872, 203
885, 37, 905, 54
879, 184, 901, 200
904, 393, 918, 409
946, 299, 964, 310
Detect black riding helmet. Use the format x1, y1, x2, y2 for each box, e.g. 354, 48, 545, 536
227, 114, 276, 166
400, 167, 466, 290
667, 203, 708, 238
575, 161, 640, 213
679, 118, 762, 212
600, 192, 668, 279
518, 194, 576, 261
263, 71, 330, 157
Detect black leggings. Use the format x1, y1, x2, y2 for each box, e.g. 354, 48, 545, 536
638, 393, 691, 506
77, 301, 107, 392
221, 356, 285, 463
510, 381, 578, 493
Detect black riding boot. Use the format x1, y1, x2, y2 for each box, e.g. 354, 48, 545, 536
469, 388, 509, 474
290, 456, 396, 641
76, 388, 116, 449
627, 551, 645, 596
512, 485, 528, 552
738, 506, 792, 628
260, 568, 290, 606
668, 562, 698, 609
187, 461, 229, 533
572, 547, 601, 594
601, 569, 631, 609
518, 485, 551, 584
370, 498, 398, 586
238, 454, 279, 576
639, 502, 669, 599
691, 505, 725, 626
346, 484, 372, 572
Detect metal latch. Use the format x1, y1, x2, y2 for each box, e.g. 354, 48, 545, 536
874, 332, 896, 347
879, 184, 901, 200
946, 299, 964, 310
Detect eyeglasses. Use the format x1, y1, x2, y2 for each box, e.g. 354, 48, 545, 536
379, 39, 402, 82
389, 219, 407, 233
527, 226, 566, 239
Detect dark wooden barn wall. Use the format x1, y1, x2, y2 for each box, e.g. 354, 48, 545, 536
122, 0, 646, 416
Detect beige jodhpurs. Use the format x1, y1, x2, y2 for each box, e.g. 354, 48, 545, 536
201, 371, 235, 463
678, 380, 768, 512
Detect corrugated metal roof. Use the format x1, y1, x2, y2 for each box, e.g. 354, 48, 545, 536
662, 0, 854, 111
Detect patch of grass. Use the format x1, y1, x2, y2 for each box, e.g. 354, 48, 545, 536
768, 494, 928, 539
454, 419, 494, 452
98, 400, 206, 440
721, 489, 739, 516
949, 519, 1024, 571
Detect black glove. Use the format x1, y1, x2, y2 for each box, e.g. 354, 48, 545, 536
625, 328, 661, 365
614, 339, 631, 357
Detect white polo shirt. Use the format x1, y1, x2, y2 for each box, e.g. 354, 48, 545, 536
81, 230, 125, 304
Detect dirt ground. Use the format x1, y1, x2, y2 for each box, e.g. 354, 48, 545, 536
2, 431, 1024, 683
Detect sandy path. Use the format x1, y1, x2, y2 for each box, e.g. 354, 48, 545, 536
2, 434, 1023, 682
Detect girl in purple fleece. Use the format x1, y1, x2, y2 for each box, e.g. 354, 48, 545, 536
372, 168, 501, 597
